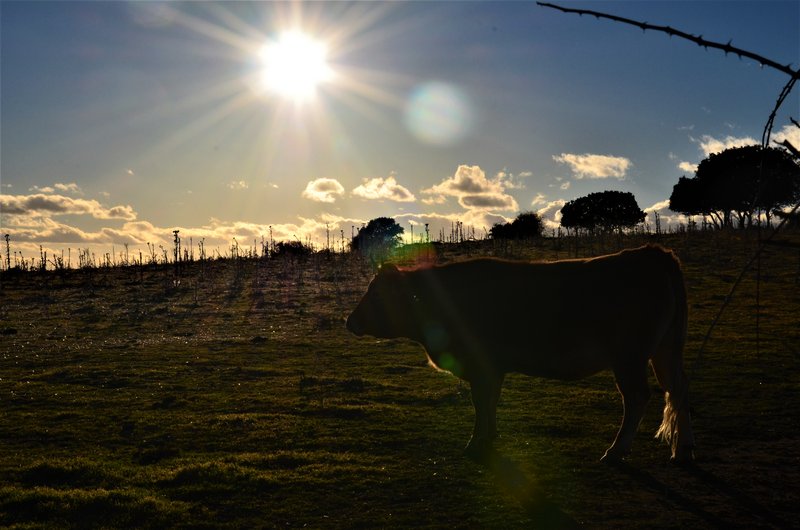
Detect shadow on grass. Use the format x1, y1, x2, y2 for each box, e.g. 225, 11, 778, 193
479, 449, 580, 529
686, 464, 790, 528
607, 460, 789, 528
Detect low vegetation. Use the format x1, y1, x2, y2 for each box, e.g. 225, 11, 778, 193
1, 230, 798, 528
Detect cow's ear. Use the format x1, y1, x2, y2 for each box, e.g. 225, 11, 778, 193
379, 263, 400, 276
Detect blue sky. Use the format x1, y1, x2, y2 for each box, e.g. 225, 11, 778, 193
2, 1, 798, 260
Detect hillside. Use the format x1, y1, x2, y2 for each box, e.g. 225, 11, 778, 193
1, 231, 798, 528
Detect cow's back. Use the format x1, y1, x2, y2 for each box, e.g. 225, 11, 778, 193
411, 247, 683, 380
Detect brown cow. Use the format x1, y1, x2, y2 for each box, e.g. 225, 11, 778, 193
346, 245, 695, 462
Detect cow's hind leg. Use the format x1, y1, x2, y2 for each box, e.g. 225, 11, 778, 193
602, 361, 650, 463
465, 374, 504, 459
487, 373, 504, 441
651, 349, 695, 463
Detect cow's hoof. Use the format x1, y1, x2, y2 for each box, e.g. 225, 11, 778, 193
600, 448, 628, 465
670, 447, 695, 466
464, 440, 493, 462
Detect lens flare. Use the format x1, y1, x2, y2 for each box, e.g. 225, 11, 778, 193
404, 82, 473, 146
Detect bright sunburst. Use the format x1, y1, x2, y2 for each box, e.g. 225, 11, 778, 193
259, 31, 333, 103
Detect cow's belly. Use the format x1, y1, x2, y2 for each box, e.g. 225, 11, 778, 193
496, 323, 638, 380
508, 343, 613, 380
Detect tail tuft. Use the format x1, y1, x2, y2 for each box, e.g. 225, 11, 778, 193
655, 391, 679, 454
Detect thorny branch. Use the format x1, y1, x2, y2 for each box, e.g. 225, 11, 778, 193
537, 2, 800, 80
780, 118, 800, 158
762, 77, 797, 146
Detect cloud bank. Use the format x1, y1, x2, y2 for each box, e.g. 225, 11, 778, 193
422, 164, 519, 211
0, 193, 136, 221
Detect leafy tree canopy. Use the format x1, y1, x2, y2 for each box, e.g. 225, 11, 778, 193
560, 190, 646, 232
350, 217, 404, 255
669, 145, 800, 228
489, 212, 545, 240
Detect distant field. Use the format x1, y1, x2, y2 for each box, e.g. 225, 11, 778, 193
1, 231, 798, 528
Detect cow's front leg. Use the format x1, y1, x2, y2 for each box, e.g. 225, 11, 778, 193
486, 373, 505, 441
602, 361, 650, 463
465, 373, 504, 459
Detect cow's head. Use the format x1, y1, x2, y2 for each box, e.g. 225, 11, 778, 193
346, 264, 419, 340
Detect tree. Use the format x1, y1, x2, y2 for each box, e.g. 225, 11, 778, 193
669, 145, 800, 228
273, 240, 313, 259
560, 191, 645, 233
489, 212, 545, 240
669, 175, 715, 225
351, 217, 404, 264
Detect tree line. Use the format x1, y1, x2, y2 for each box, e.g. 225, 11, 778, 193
4, 144, 798, 271
352, 144, 800, 254
668, 146, 799, 230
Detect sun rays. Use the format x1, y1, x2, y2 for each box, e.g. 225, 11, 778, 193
126, 2, 418, 182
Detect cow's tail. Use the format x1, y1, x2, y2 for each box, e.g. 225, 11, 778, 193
652, 249, 695, 462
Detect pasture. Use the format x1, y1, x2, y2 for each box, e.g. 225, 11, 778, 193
1, 231, 798, 528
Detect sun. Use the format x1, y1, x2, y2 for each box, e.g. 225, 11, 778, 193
259, 31, 333, 103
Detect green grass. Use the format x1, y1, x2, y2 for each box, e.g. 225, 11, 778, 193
1, 231, 798, 528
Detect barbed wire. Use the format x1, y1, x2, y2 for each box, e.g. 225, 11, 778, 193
538, 1, 800, 376
537, 2, 800, 80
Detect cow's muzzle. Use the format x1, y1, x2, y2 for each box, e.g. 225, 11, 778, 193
345, 314, 363, 336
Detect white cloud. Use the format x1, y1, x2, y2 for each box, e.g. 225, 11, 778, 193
552, 153, 631, 179
459, 194, 517, 209
126, 215, 366, 252
643, 199, 693, 228
0, 193, 137, 221
104, 205, 137, 220
422, 165, 519, 212
301, 178, 345, 203
425, 165, 489, 195
7, 219, 144, 246
645, 199, 670, 212
29, 182, 83, 195
678, 133, 762, 172
54, 182, 82, 194
352, 175, 415, 202
536, 199, 566, 231
774, 123, 800, 150
559, 181, 571, 190
421, 195, 447, 206
694, 134, 758, 157
395, 210, 510, 240
198, 215, 369, 250
459, 210, 510, 232
531, 193, 547, 207
493, 169, 529, 190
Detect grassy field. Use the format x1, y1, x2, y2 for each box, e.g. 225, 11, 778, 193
1, 231, 798, 528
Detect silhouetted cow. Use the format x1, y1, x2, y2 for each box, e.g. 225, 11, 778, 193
347, 245, 694, 462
